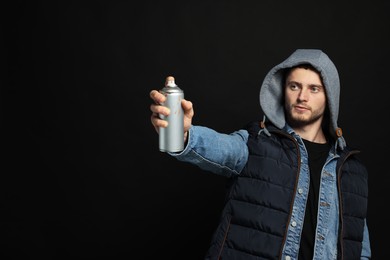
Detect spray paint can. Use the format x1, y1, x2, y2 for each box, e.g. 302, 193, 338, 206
159, 76, 184, 152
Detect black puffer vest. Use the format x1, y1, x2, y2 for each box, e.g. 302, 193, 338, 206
205, 121, 368, 260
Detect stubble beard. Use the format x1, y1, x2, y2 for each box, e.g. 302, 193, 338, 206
285, 104, 324, 129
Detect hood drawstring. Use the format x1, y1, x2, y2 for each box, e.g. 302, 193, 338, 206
258, 115, 271, 137
335, 127, 346, 150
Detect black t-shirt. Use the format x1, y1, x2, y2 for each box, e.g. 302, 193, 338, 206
298, 139, 331, 259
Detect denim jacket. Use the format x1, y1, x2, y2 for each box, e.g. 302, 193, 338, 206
170, 125, 371, 259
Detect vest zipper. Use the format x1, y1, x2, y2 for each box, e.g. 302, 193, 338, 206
337, 149, 360, 260
269, 129, 302, 259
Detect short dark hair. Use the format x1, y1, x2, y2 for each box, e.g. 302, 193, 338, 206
283, 63, 321, 86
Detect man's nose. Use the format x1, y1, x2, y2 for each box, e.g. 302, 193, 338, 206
297, 89, 309, 101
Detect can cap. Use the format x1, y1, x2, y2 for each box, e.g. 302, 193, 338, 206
165, 76, 177, 87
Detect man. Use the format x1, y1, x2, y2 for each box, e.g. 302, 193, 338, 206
149, 49, 371, 259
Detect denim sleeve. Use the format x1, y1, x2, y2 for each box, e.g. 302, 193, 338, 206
361, 218, 371, 259
168, 125, 249, 177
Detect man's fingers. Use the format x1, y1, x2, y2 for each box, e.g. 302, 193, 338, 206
182, 99, 192, 110
150, 103, 170, 116
150, 113, 168, 128
150, 90, 165, 104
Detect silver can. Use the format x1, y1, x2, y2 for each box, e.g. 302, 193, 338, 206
159, 76, 184, 152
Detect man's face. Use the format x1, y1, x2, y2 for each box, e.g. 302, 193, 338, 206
284, 67, 327, 128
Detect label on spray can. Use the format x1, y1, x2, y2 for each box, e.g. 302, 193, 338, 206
159, 76, 184, 152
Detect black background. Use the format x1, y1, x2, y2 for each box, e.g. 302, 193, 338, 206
3, 1, 389, 259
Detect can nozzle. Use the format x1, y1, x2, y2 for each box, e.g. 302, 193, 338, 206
165, 76, 177, 87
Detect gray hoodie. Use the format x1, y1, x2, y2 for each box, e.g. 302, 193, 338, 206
259, 49, 346, 149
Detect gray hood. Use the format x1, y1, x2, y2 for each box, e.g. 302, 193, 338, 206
259, 49, 346, 149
